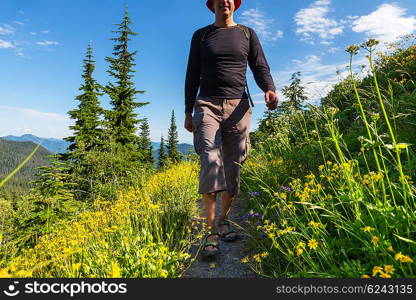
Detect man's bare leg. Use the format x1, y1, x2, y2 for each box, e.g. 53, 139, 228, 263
218, 190, 237, 239
203, 192, 218, 251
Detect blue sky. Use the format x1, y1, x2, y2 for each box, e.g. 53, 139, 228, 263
1, 0, 415, 144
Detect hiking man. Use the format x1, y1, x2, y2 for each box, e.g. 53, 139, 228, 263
184, 0, 278, 257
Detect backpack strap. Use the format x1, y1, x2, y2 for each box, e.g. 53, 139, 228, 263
236, 24, 251, 41
201, 24, 215, 42
237, 24, 254, 108
246, 79, 254, 108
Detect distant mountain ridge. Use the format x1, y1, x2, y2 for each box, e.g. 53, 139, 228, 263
2, 134, 70, 154
2, 134, 194, 157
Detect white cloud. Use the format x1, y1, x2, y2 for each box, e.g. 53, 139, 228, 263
256, 54, 369, 105
0, 39, 14, 49
41, 30, 49, 34
36, 40, 60, 47
351, 3, 416, 43
295, 0, 344, 44
327, 47, 340, 54
239, 8, 284, 42
14, 21, 24, 26
0, 105, 72, 138
0, 24, 15, 35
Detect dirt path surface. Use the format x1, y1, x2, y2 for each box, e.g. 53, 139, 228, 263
183, 193, 258, 278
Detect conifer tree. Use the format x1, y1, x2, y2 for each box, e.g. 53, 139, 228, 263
104, 6, 149, 151
15, 155, 80, 246
65, 42, 104, 159
166, 110, 181, 164
280, 72, 308, 114
158, 134, 167, 169
137, 117, 153, 165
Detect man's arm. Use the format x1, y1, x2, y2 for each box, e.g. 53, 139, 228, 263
184, 30, 201, 114
247, 28, 276, 93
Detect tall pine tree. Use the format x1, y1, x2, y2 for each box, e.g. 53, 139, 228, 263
166, 110, 181, 164
158, 134, 167, 169
65, 42, 104, 159
280, 72, 308, 114
104, 6, 149, 152
137, 117, 153, 165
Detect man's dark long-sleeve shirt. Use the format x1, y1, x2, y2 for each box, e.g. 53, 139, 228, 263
185, 24, 276, 113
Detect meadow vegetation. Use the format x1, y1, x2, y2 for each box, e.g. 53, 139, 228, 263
240, 36, 416, 278
1, 29, 414, 278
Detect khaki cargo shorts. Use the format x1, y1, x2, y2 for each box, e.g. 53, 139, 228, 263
192, 96, 252, 196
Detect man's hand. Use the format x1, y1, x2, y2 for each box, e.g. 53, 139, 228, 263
265, 90, 279, 110
184, 112, 194, 133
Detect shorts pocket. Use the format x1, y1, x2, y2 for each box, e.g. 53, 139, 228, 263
192, 114, 203, 155
241, 134, 251, 164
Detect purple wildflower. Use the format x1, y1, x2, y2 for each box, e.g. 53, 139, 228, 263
280, 185, 292, 192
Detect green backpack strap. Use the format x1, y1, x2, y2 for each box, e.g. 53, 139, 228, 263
236, 24, 251, 41
237, 24, 254, 108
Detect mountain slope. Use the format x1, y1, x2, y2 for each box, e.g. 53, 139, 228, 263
2, 134, 70, 154
0, 138, 52, 197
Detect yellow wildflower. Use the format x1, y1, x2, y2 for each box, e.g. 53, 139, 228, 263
384, 265, 395, 275
372, 266, 383, 277
160, 270, 168, 278
295, 248, 304, 256
371, 236, 379, 245
241, 256, 249, 263
309, 221, 322, 228
0, 268, 12, 278
308, 239, 318, 250
253, 254, 261, 262
379, 272, 391, 278
260, 252, 269, 258
361, 274, 370, 278
387, 246, 394, 252
297, 242, 306, 249
401, 256, 413, 263
109, 261, 122, 278
395, 252, 413, 263
361, 226, 373, 232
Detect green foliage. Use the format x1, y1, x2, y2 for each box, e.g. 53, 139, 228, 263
137, 117, 154, 166
0, 140, 51, 198
69, 139, 149, 202
240, 37, 416, 278
158, 134, 167, 170
65, 42, 105, 159
279, 71, 308, 114
11, 155, 82, 248
103, 6, 149, 152
166, 110, 182, 164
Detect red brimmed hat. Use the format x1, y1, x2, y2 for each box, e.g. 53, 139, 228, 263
206, 0, 242, 13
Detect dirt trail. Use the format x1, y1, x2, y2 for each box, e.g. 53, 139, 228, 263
183, 193, 257, 278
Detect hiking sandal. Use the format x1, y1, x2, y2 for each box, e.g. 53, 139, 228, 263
218, 220, 239, 242
200, 231, 220, 258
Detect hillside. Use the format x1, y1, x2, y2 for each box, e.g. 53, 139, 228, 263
2, 134, 70, 154
2, 135, 194, 160
0, 138, 52, 198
